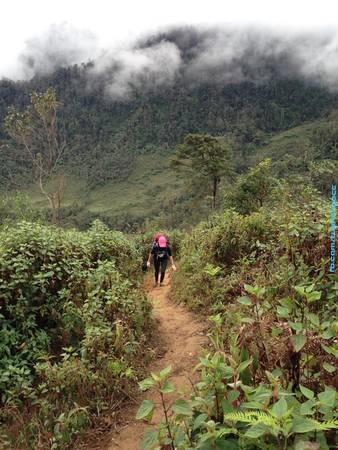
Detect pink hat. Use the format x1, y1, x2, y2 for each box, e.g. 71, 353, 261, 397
158, 235, 167, 247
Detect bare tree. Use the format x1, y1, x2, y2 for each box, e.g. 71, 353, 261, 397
4, 88, 66, 224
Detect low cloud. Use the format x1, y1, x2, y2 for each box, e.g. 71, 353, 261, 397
7, 23, 338, 99
18, 23, 98, 78
89, 40, 182, 100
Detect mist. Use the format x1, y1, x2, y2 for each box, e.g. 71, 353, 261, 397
17, 23, 98, 79
5, 23, 338, 99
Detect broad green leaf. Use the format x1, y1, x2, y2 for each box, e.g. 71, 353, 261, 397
150, 372, 160, 382
272, 368, 283, 378
299, 399, 315, 416
299, 385, 314, 400
245, 423, 269, 438
193, 413, 208, 430
321, 343, 338, 357
277, 306, 289, 317
228, 390, 240, 402
306, 313, 319, 327
265, 371, 277, 385
241, 401, 265, 409
307, 291, 321, 302
244, 284, 265, 298
288, 322, 303, 332
172, 399, 193, 416
271, 326, 283, 337
139, 377, 156, 391
292, 333, 307, 352
198, 357, 211, 367
222, 366, 234, 379
221, 399, 234, 412
271, 397, 288, 419
244, 284, 255, 294
291, 417, 320, 433
279, 297, 293, 310
209, 314, 223, 326
159, 365, 172, 379
136, 400, 155, 421
321, 328, 335, 339
248, 385, 272, 403
237, 296, 252, 306
237, 359, 252, 374
160, 380, 175, 394
295, 285, 306, 297
215, 439, 239, 450
140, 429, 159, 450
323, 362, 336, 374
318, 388, 336, 407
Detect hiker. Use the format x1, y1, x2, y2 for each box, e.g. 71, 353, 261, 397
147, 234, 176, 287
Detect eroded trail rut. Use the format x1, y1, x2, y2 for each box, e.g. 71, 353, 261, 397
107, 274, 207, 450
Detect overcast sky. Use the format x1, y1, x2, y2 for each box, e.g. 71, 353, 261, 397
1, 0, 338, 79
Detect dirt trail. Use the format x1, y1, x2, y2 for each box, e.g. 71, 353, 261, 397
106, 273, 207, 450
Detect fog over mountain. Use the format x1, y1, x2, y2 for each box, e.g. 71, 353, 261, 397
18, 24, 98, 79
4, 23, 338, 100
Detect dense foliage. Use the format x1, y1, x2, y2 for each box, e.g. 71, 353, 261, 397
0, 220, 152, 449
0, 58, 337, 450
140, 184, 337, 449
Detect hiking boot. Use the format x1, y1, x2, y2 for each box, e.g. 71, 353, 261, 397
160, 282, 163, 287
153, 282, 159, 288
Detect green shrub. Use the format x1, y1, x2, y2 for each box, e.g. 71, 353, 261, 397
170, 186, 336, 398
0, 220, 152, 449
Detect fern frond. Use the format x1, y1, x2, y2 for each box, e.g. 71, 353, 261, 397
316, 419, 338, 431
224, 411, 278, 428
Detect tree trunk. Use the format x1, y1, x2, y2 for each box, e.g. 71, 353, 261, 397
212, 176, 220, 210
39, 173, 60, 225
50, 194, 58, 225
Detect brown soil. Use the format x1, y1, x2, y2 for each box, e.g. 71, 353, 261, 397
103, 272, 207, 450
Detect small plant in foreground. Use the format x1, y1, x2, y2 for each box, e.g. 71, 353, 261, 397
137, 331, 337, 449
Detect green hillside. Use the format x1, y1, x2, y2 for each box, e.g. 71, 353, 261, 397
1, 65, 337, 228
16, 115, 336, 229
26, 151, 183, 227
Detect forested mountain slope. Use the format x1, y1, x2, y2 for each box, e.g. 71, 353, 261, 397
0, 62, 337, 228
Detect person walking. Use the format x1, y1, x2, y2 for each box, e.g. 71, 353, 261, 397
147, 234, 176, 287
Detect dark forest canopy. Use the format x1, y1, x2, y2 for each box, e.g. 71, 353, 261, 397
1, 64, 336, 186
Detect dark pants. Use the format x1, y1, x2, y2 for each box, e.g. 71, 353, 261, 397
154, 257, 168, 283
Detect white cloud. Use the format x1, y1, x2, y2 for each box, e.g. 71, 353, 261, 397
17, 24, 98, 79
1, 0, 338, 79
101, 41, 182, 99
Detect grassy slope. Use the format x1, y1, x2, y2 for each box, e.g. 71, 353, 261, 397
87, 152, 183, 216
28, 151, 183, 220
23, 117, 329, 223
255, 120, 319, 159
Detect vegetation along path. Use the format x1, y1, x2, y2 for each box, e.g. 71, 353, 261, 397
107, 272, 207, 450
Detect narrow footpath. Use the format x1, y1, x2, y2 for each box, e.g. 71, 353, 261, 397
106, 273, 207, 450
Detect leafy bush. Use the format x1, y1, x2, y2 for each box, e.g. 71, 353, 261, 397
0, 220, 152, 449
225, 159, 277, 214
138, 355, 337, 449
170, 185, 337, 400
171, 185, 332, 309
